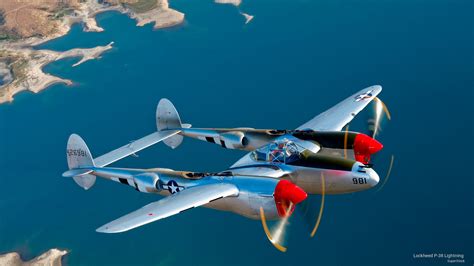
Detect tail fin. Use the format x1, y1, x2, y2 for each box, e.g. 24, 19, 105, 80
64, 134, 96, 190
156, 98, 184, 149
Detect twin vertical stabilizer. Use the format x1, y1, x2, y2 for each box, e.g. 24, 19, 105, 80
65, 134, 96, 190
63, 99, 188, 190
156, 98, 185, 149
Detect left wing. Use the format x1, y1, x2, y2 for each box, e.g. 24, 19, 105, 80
96, 183, 239, 233
297, 85, 382, 131
91, 98, 194, 167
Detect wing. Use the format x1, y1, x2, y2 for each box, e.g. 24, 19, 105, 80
297, 85, 382, 131
231, 86, 381, 168
94, 130, 181, 167
96, 183, 239, 233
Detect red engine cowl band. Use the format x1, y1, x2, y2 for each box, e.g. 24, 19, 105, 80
274, 180, 307, 217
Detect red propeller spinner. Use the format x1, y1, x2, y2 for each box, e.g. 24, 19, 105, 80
353, 133, 384, 164
274, 180, 308, 217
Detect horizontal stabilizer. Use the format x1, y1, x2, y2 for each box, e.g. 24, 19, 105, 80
182, 123, 192, 129
62, 168, 93, 178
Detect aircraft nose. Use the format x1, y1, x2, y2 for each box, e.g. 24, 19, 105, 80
366, 168, 380, 187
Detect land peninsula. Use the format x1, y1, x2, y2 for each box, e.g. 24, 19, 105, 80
0, 0, 252, 104
0, 0, 186, 104
0, 248, 67, 266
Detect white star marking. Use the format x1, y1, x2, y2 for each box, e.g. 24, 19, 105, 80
169, 183, 178, 194
355, 90, 373, 102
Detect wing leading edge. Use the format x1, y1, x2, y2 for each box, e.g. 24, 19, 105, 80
297, 85, 382, 131
96, 183, 239, 233
94, 130, 180, 167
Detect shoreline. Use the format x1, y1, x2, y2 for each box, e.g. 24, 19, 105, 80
0, 248, 68, 266
0, 41, 114, 104
0, 0, 253, 104
0, 0, 185, 104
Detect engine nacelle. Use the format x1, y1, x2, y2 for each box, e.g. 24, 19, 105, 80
219, 131, 249, 149
224, 177, 307, 220
133, 173, 160, 193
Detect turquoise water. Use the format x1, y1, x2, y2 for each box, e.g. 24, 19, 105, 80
1, 0, 473, 265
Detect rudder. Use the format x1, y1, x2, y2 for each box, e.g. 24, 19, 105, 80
66, 134, 96, 190
156, 98, 183, 149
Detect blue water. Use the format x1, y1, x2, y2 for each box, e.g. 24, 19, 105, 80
1, 0, 473, 265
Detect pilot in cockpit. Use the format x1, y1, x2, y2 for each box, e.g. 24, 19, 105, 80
268, 141, 300, 163
269, 142, 285, 162
251, 140, 302, 164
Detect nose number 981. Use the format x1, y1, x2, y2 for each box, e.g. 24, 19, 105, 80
352, 178, 367, 184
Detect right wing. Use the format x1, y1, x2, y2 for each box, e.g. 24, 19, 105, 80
230, 87, 382, 168
94, 130, 181, 167
297, 85, 382, 131
96, 183, 239, 233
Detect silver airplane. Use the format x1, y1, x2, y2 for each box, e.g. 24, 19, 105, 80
63, 85, 385, 249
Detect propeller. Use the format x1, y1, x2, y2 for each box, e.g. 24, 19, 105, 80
297, 172, 326, 239
367, 97, 395, 192
368, 97, 391, 139
260, 206, 290, 252
375, 155, 395, 192
344, 125, 350, 159
260, 174, 327, 252
342, 97, 394, 190
259, 97, 393, 251
259, 179, 307, 252
310, 173, 325, 238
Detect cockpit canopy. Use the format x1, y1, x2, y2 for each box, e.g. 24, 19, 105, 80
250, 139, 357, 172
251, 139, 305, 164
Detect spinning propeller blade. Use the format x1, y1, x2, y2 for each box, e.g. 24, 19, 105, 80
261, 173, 326, 252
260, 207, 289, 252
367, 97, 394, 191
344, 125, 350, 159
310, 173, 326, 238
299, 173, 326, 238
369, 97, 391, 139
259, 180, 307, 252
375, 155, 395, 192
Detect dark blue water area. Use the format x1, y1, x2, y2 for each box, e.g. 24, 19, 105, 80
0, 0, 473, 265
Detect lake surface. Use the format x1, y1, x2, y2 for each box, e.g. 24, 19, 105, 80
0, 0, 472, 265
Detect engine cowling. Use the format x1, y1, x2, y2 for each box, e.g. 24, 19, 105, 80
133, 173, 160, 193
292, 131, 383, 164
219, 131, 249, 149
